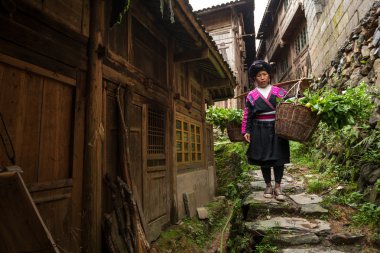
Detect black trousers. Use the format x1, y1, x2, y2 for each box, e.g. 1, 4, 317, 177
260, 165, 284, 184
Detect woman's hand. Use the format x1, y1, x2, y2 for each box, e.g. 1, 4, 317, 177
244, 133, 250, 143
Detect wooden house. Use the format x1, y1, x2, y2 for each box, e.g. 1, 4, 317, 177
0, 0, 236, 252
256, 0, 310, 83
256, 0, 374, 83
196, 0, 255, 109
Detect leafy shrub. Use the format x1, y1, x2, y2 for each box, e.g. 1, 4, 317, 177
352, 203, 380, 228
284, 82, 374, 130
206, 106, 244, 132
307, 178, 335, 194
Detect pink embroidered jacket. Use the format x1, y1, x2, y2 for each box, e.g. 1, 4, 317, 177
241, 85, 287, 134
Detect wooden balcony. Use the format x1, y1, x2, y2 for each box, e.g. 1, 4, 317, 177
280, 0, 305, 40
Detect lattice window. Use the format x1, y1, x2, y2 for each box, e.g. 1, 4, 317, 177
148, 108, 165, 154
295, 26, 308, 55
176, 118, 202, 163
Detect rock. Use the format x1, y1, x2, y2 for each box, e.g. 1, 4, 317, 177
374, 58, 380, 73
243, 191, 298, 219
300, 204, 329, 215
373, 28, 380, 47
250, 181, 267, 190
289, 193, 323, 205
196, 207, 208, 220
371, 47, 380, 60
328, 232, 365, 245
248, 169, 268, 181
275, 232, 320, 246
345, 42, 353, 52
183, 192, 197, 217
360, 64, 371, 76
214, 195, 226, 201
362, 45, 371, 59
354, 39, 362, 53
281, 248, 347, 253
359, 76, 370, 85
341, 67, 352, 77
245, 217, 331, 236
369, 184, 380, 204
346, 51, 354, 63
369, 111, 380, 126
369, 168, 380, 184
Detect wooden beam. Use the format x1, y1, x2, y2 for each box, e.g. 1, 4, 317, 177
234, 78, 312, 99
82, 1, 104, 252
203, 79, 230, 89
0, 53, 76, 86
171, 3, 202, 48
208, 53, 226, 78
174, 48, 209, 63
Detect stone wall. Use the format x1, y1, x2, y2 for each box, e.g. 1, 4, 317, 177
312, 1, 380, 202
306, 0, 375, 76
317, 1, 380, 92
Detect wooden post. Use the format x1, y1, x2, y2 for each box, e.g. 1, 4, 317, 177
82, 0, 104, 252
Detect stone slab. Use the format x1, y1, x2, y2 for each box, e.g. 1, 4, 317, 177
196, 207, 208, 220
289, 193, 323, 205
246, 217, 331, 236
183, 192, 197, 218
275, 232, 321, 246
243, 191, 297, 219
281, 248, 347, 253
301, 204, 329, 215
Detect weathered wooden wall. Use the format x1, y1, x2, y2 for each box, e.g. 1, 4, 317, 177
0, 0, 88, 251
0, 0, 224, 250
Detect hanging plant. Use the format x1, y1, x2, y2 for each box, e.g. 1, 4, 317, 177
110, 0, 131, 27
160, 0, 175, 23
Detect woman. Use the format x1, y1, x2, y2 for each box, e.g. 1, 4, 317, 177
241, 60, 290, 201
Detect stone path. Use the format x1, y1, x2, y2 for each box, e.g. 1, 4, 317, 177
242, 164, 379, 253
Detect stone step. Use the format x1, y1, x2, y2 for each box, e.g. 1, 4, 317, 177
280, 247, 349, 253
243, 167, 375, 252
243, 190, 329, 220
243, 191, 299, 220
245, 216, 331, 237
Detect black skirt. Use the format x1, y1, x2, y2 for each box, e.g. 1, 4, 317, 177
246, 120, 290, 167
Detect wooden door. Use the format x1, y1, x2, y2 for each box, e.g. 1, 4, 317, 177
129, 96, 170, 242
0, 57, 83, 252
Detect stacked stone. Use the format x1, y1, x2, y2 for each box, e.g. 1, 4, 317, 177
240, 168, 373, 253
315, 2, 380, 201
319, 1, 380, 93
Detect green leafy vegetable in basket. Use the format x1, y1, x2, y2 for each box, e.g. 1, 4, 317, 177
206, 106, 243, 132
282, 82, 374, 130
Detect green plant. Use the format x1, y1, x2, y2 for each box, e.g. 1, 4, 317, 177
284, 82, 374, 130
307, 177, 335, 194
206, 106, 244, 132
352, 202, 380, 228
255, 227, 280, 253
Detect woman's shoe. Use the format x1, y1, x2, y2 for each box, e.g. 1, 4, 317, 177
263, 185, 273, 198
274, 187, 285, 201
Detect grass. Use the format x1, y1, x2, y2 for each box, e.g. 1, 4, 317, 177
290, 139, 380, 250
151, 198, 232, 252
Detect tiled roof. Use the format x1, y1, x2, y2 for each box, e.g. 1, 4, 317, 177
191, 0, 243, 12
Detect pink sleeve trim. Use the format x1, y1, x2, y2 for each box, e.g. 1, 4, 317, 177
272, 86, 287, 98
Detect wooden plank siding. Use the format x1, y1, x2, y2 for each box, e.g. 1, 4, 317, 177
0, 0, 236, 251
0, 56, 83, 251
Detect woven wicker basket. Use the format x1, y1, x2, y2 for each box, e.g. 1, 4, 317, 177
275, 102, 320, 143
226, 122, 244, 142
